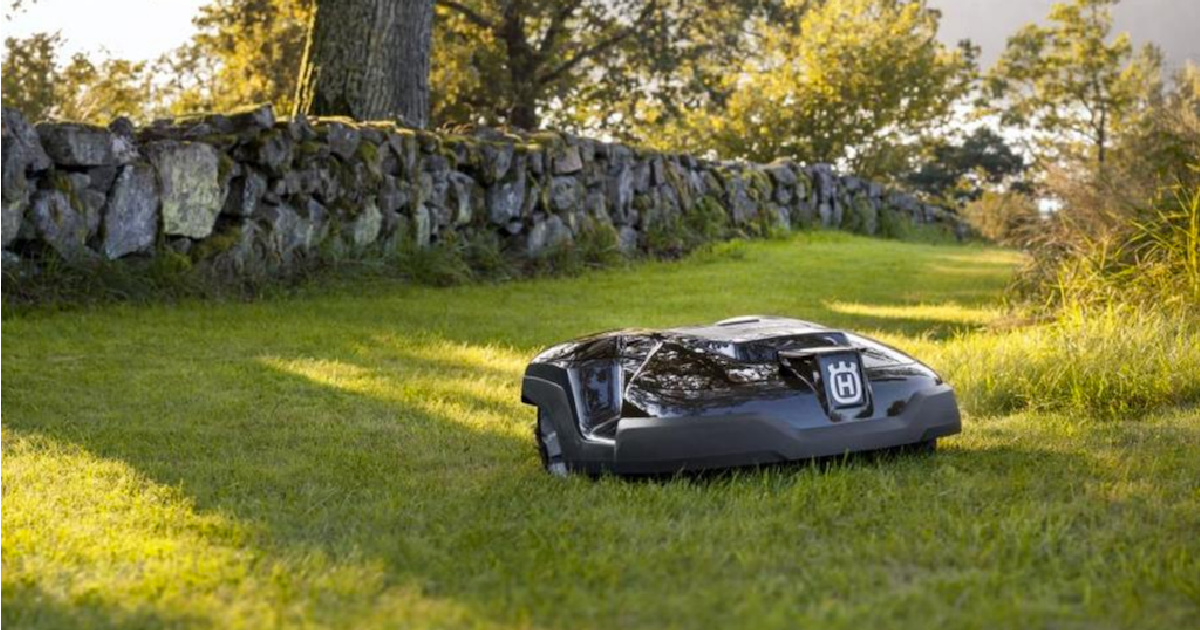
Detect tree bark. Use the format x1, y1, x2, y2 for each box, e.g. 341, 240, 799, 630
295, 0, 433, 128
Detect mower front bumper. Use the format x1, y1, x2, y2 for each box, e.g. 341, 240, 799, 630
609, 385, 961, 474
524, 371, 961, 474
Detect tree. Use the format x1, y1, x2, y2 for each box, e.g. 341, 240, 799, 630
157, 0, 312, 116
2, 32, 153, 123
660, 0, 975, 175
907, 128, 1028, 202
1, 32, 59, 120
986, 0, 1162, 168
432, 0, 774, 132
294, 0, 434, 126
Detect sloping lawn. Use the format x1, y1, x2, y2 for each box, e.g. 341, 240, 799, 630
3, 233, 1197, 629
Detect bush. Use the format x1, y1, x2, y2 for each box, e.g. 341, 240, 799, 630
961, 190, 1040, 244
1016, 177, 1200, 311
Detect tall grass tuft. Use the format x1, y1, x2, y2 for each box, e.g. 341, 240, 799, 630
922, 305, 1200, 419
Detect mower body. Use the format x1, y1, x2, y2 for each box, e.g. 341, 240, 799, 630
521, 316, 961, 475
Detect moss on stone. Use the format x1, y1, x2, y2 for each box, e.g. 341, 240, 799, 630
191, 224, 243, 261
48, 171, 84, 215
217, 152, 236, 183
746, 168, 772, 201
299, 141, 324, 158
525, 132, 564, 150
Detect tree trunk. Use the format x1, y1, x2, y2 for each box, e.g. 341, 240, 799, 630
295, 0, 433, 128
499, 5, 541, 130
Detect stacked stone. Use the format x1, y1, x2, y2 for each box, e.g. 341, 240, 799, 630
1, 104, 959, 275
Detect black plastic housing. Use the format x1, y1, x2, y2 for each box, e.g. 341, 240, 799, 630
522, 316, 962, 475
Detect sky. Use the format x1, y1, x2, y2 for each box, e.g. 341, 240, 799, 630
2, 0, 1197, 72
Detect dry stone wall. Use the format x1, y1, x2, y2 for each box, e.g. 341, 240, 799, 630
1, 105, 960, 276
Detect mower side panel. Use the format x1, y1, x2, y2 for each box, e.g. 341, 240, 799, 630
521, 370, 616, 472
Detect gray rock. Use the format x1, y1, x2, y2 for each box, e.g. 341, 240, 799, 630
144, 141, 223, 238
526, 219, 548, 256
2, 120, 32, 237
618, 226, 638, 254
764, 161, 797, 187
549, 176, 582, 212
2, 195, 26, 248
223, 169, 267, 217
256, 202, 320, 262
227, 104, 275, 131
413, 203, 431, 247
37, 122, 116, 166
724, 174, 756, 225
205, 220, 265, 277
527, 149, 545, 176
288, 113, 317, 142
553, 145, 583, 175
480, 142, 513, 184
111, 133, 138, 164
249, 131, 293, 176
108, 116, 135, 138
633, 160, 651, 193
31, 189, 97, 259
326, 122, 361, 160
607, 165, 634, 221
446, 172, 474, 225
349, 197, 382, 247
87, 166, 119, 193
545, 214, 572, 248
522, 180, 541, 218
650, 157, 666, 187
487, 178, 525, 225
527, 215, 573, 255
2, 107, 51, 171
378, 175, 410, 214
387, 131, 417, 175
101, 162, 159, 258
585, 190, 608, 222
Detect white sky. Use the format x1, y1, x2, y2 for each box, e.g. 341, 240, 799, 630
3, 0, 208, 62
2, 0, 1196, 71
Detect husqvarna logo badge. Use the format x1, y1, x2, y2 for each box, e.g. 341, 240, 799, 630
827, 360, 863, 405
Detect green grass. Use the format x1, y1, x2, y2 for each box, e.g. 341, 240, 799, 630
3, 232, 1198, 629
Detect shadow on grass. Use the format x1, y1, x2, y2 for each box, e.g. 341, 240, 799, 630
3, 332, 1098, 628
2, 583, 203, 630
2, 239, 1051, 626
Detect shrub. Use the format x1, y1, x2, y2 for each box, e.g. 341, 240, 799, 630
961, 190, 1040, 244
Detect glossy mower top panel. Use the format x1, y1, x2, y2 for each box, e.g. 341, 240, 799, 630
524, 316, 945, 443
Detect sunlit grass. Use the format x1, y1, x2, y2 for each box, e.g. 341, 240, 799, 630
3, 233, 1197, 629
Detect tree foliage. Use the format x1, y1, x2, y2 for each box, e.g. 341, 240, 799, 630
986, 0, 1162, 168
432, 0, 773, 132
907, 127, 1028, 202
157, 0, 312, 116
2, 32, 153, 122
653, 0, 976, 175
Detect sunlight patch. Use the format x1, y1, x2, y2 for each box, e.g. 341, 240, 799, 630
258, 356, 528, 436
824, 301, 998, 326
2, 432, 517, 628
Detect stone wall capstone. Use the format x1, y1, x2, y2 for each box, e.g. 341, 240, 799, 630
0, 104, 960, 274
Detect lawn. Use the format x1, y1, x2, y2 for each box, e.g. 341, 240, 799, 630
3, 233, 1197, 629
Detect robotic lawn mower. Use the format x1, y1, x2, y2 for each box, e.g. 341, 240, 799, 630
522, 316, 961, 476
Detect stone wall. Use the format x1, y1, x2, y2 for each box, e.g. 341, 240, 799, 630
1, 105, 959, 276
